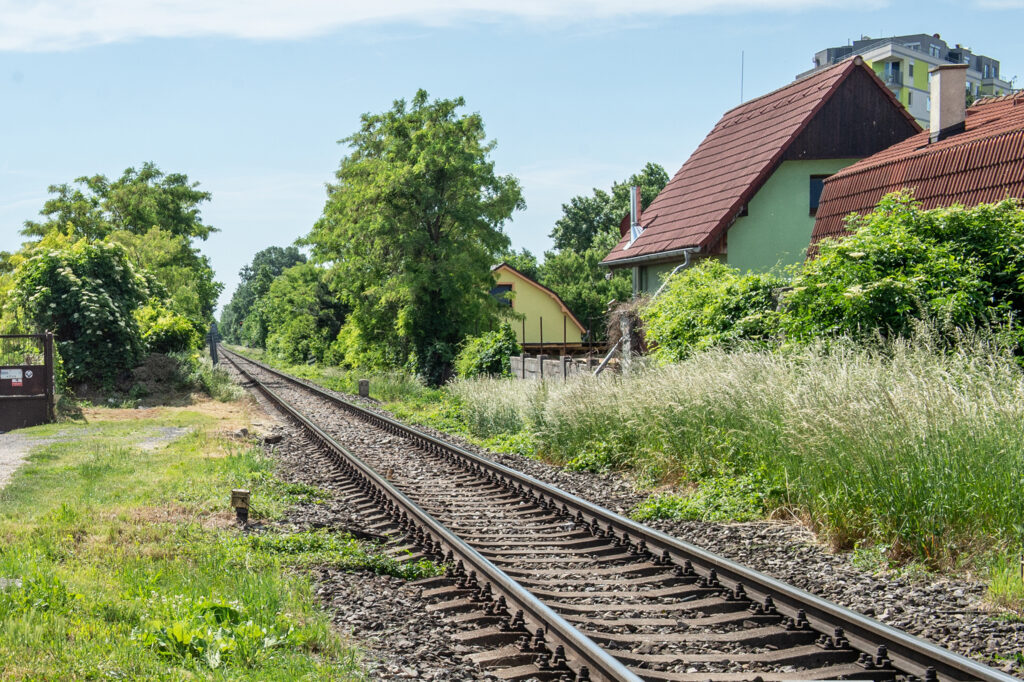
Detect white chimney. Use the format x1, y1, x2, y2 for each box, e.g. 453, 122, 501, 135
930, 63, 968, 142
628, 185, 643, 245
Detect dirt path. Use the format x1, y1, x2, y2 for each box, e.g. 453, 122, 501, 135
0, 432, 55, 490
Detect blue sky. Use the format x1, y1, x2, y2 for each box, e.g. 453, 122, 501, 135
2, 1, 1022, 311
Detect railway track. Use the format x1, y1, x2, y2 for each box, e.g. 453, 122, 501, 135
221, 347, 1018, 682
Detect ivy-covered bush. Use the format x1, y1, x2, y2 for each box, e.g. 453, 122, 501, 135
783, 192, 1024, 342
135, 301, 201, 354
15, 235, 149, 384
642, 260, 784, 362
454, 324, 519, 378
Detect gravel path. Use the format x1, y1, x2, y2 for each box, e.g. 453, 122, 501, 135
230, 357, 1024, 677
0, 432, 47, 490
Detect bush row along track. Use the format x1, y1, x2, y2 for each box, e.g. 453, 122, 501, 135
220, 347, 1017, 682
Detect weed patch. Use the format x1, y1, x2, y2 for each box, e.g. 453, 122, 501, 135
0, 410, 364, 680
631, 475, 770, 523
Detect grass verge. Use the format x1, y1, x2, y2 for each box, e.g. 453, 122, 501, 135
226, 341, 1024, 611
0, 406, 412, 679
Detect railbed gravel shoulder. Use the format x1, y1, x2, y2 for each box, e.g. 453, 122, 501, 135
226, 363, 494, 680
329, 384, 1024, 675
232, 361, 1023, 676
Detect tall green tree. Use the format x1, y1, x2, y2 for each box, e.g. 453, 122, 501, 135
306, 90, 524, 385
537, 163, 668, 340
262, 263, 349, 363
19, 163, 221, 324
220, 246, 307, 345
22, 162, 215, 242
549, 162, 669, 252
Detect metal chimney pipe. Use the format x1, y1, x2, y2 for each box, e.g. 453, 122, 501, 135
929, 64, 968, 143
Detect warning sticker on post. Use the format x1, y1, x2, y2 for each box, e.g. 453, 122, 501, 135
1, 369, 23, 381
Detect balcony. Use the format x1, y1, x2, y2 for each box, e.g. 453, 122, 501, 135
881, 70, 903, 86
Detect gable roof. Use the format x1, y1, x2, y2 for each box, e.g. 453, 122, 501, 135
491, 263, 587, 334
603, 57, 919, 266
811, 93, 1024, 247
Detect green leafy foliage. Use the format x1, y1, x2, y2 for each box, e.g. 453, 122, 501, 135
305, 89, 524, 385
642, 260, 785, 361
262, 263, 348, 364
538, 163, 667, 341
631, 475, 772, 523
784, 191, 1024, 342
454, 324, 519, 378
18, 163, 222, 328
111, 227, 221, 324
220, 246, 307, 346
136, 301, 201, 354
22, 162, 216, 242
549, 162, 668, 253
14, 234, 150, 384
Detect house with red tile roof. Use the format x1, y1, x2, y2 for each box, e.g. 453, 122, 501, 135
811, 75, 1024, 250
602, 57, 920, 294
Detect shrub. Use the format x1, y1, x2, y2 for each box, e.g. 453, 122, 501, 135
642, 260, 784, 362
15, 235, 149, 384
454, 324, 519, 378
136, 301, 201, 353
784, 192, 1024, 342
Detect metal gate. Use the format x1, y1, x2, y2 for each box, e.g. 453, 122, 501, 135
0, 333, 55, 432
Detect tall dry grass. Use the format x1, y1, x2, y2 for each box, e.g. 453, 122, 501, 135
449, 339, 1024, 565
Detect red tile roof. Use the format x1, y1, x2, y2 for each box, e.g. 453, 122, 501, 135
811, 93, 1024, 247
603, 58, 911, 265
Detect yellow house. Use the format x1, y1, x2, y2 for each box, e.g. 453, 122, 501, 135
491, 263, 586, 351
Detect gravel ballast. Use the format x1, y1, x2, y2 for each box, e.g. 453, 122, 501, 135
229, 357, 1024, 676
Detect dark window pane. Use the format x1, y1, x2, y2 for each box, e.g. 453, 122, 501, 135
810, 175, 828, 215
490, 284, 513, 307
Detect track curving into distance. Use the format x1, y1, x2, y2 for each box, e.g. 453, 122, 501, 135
222, 347, 1017, 682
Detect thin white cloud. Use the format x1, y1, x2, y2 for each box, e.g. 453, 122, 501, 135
0, 0, 853, 52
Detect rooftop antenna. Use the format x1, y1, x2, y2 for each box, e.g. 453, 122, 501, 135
740, 51, 744, 103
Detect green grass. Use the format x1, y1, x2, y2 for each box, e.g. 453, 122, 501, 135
230, 345, 537, 458
227, 340, 1024, 612
631, 474, 775, 523
0, 409, 419, 680
450, 340, 1024, 578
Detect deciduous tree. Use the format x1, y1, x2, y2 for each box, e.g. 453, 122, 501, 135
306, 90, 523, 385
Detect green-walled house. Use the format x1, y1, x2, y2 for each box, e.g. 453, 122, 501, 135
602, 56, 920, 295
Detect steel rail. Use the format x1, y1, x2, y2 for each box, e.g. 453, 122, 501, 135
221, 347, 1018, 682
224, 351, 641, 682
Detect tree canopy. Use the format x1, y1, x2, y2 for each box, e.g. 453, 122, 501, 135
305, 90, 524, 384
220, 246, 307, 345
549, 162, 669, 252
532, 163, 668, 340
22, 162, 216, 242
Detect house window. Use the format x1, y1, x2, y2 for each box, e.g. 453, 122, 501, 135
929, 45, 941, 58
490, 284, 513, 307
906, 90, 913, 106
810, 175, 829, 215
908, 62, 914, 78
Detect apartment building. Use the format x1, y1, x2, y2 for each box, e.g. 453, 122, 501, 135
802, 34, 1013, 126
